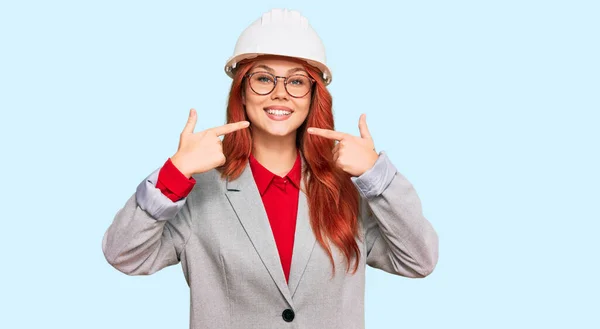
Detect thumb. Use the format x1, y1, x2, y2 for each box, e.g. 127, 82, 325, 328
182, 108, 197, 134
358, 113, 372, 140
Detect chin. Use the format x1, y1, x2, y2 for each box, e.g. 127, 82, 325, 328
261, 120, 298, 135
265, 128, 295, 137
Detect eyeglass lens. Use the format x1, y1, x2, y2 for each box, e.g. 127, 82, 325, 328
248, 72, 311, 98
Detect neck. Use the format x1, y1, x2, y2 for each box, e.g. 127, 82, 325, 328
252, 131, 298, 177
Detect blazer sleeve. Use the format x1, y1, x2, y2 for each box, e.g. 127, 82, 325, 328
102, 167, 193, 276
352, 152, 439, 278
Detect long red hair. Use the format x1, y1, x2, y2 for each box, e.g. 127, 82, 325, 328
219, 59, 361, 275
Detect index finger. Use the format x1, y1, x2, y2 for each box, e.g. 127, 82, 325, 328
307, 127, 348, 141
212, 121, 250, 136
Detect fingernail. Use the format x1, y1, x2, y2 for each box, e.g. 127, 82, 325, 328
307, 128, 314, 133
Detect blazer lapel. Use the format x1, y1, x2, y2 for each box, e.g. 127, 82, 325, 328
287, 175, 316, 296
224, 162, 294, 307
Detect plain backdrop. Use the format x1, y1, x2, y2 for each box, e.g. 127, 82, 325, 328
1, 0, 598, 328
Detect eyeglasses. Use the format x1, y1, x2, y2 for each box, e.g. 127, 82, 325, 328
245, 71, 315, 98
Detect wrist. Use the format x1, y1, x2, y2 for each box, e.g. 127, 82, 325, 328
170, 154, 193, 179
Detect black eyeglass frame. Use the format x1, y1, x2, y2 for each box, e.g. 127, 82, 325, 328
244, 71, 316, 98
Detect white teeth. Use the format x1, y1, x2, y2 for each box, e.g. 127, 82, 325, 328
266, 109, 291, 116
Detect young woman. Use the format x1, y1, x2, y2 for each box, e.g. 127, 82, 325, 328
102, 8, 438, 329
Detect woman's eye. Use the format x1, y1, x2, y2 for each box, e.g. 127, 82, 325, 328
256, 76, 273, 83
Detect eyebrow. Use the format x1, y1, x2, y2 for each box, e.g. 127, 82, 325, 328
252, 64, 307, 75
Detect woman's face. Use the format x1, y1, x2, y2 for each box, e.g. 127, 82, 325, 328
243, 56, 312, 140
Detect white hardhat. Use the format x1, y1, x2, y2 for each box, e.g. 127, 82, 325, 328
224, 8, 332, 85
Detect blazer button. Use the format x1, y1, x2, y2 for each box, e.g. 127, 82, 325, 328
282, 309, 295, 322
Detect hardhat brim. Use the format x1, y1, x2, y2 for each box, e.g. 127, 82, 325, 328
224, 53, 332, 86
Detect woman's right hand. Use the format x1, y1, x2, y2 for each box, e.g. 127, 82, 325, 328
170, 108, 250, 178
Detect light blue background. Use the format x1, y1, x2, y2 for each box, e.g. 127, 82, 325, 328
1, 0, 598, 328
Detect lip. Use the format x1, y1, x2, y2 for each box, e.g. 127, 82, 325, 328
264, 106, 294, 121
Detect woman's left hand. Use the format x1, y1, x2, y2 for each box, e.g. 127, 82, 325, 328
307, 114, 379, 177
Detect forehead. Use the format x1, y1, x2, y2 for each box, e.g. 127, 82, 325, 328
250, 56, 306, 73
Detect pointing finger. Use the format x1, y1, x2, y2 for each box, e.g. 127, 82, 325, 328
212, 121, 251, 136
307, 127, 347, 141
358, 113, 372, 140
182, 108, 197, 134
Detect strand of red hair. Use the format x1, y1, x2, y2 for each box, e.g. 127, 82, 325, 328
219, 59, 361, 276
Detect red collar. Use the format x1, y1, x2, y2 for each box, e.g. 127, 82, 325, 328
249, 150, 301, 196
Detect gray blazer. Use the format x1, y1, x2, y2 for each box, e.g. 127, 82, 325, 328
102, 151, 438, 329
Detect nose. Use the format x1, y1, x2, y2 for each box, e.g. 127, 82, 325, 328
271, 77, 289, 100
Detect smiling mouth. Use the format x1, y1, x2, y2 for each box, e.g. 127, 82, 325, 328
264, 106, 293, 116
265, 109, 292, 116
